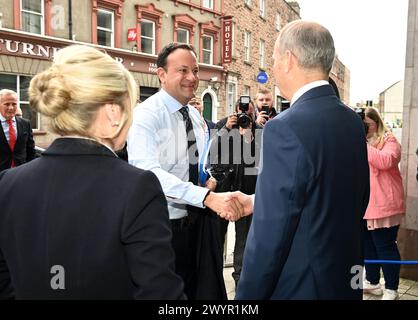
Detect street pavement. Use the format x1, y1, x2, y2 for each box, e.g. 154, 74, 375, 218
223, 222, 418, 300
224, 266, 418, 300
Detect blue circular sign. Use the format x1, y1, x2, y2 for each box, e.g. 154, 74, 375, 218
257, 71, 268, 84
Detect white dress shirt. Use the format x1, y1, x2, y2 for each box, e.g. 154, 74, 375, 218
290, 80, 329, 106
0, 114, 18, 143
127, 89, 209, 220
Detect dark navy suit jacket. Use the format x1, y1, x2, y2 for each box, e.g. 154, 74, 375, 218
0, 138, 184, 299
236, 85, 370, 300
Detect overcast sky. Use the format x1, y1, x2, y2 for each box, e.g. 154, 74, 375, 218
296, 0, 409, 105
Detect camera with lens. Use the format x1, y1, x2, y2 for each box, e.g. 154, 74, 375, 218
236, 96, 252, 129
261, 105, 270, 115
354, 107, 369, 134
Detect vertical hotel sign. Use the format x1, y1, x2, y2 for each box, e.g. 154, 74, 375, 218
222, 17, 233, 64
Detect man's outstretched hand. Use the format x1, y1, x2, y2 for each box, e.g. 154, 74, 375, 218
225, 191, 254, 217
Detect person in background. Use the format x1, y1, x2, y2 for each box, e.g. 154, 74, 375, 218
254, 88, 277, 127
210, 97, 261, 288
15, 105, 23, 118
362, 107, 405, 300
188, 96, 216, 191
0, 45, 184, 300
0, 89, 35, 172
189, 97, 215, 131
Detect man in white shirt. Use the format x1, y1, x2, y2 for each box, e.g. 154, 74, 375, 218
127, 43, 246, 299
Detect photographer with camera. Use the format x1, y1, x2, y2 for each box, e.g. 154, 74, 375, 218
209, 96, 262, 288
254, 88, 277, 127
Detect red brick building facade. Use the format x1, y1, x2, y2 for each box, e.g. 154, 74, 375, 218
222, 0, 300, 116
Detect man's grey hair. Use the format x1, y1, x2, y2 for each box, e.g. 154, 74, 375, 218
277, 20, 335, 75
0, 89, 18, 102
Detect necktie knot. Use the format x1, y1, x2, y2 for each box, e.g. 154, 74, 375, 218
6, 119, 13, 125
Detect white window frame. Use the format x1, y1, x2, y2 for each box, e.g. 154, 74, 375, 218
244, 31, 251, 63
227, 82, 237, 114
97, 8, 114, 47
202, 0, 213, 10
259, 39, 265, 69
276, 13, 281, 31
141, 19, 156, 54
259, 0, 266, 18
177, 28, 190, 44
21, 0, 44, 35
244, 85, 251, 97
202, 35, 213, 65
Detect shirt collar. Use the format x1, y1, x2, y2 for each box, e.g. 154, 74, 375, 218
0, 114, 16, 123
62, 135, 118, 156
291, 80, 329, 106
160, 89, 186, 114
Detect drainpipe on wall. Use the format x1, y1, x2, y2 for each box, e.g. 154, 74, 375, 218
68, 0, 73, 40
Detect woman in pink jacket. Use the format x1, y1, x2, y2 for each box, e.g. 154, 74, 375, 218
362, 107, 405, 300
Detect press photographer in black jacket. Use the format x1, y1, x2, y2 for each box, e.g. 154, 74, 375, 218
208, 97, 262, 287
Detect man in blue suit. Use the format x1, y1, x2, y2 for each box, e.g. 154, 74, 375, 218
234, 20, 370, 300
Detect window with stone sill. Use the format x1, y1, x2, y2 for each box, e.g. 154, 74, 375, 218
227, 82, 236, 114
202, 35, 213, 64
244, 31, 251, 62
177, 28, 190, 44
141, 19, 155, 54
97, 8, 114, 47
21, 0, 44, 35
259, 0, 266, 18
202, 0, 214, 10
276, 13, 281, 31
259, 39, 265, 69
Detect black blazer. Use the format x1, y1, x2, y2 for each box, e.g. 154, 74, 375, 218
0, 138, 184, 300
236, 85, 370, 300
0, 117, 35, 172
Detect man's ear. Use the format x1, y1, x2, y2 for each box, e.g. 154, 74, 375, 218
104, 103, 121, 126
283, 50, 294, 73
156, 67, 167, 85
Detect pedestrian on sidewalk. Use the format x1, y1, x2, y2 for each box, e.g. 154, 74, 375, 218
362, 107, 405, 300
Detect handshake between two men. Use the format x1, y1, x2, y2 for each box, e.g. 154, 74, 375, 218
203, 191, 254, 222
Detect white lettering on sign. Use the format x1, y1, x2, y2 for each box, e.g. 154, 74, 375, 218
0, 39, 59, 59
149, 62, 157, 73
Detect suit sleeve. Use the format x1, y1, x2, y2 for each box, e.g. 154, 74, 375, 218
0, 172, 14, 299
120, 170, 185, 300
236, 120, 311, 299
25, 120, 35, 162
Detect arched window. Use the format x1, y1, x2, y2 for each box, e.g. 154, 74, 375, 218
203, 93, 213, 121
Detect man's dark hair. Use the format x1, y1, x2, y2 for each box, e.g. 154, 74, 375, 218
156, 43, 196, 69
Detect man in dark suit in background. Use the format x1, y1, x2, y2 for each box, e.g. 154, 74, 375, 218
235, 20, 370, 300
0, 89, 35, 172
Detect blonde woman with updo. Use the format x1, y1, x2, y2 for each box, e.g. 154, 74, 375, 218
0, 45, 184, 300
362, 107, 405, 300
